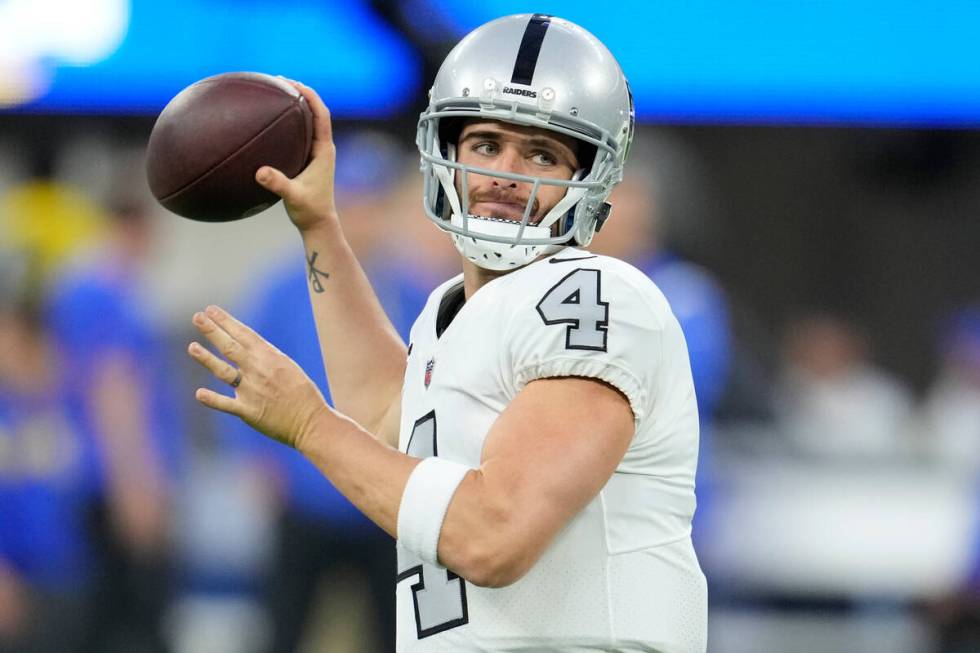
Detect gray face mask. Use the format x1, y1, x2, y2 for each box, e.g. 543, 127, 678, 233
416, 13, 634, 271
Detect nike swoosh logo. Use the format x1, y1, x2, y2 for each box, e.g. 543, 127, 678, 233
549, 255, 598, 263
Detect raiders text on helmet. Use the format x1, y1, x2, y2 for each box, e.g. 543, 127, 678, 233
416, 14, 635, 270
502, 86, 537, 98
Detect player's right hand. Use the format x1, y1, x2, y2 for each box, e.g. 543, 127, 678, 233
255, 80, 340, 234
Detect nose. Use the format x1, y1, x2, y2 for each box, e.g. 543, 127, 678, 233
492, 177, 518, 189
488, 147, 523, 188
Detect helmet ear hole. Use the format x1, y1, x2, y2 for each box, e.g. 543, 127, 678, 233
438, 118, 464, 156
441, 143, 456, 220
577, 143, 599, 176
434, 186, 446, 219
561, 207, 576, 239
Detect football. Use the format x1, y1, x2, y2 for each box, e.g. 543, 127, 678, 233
145, 72, 313, 222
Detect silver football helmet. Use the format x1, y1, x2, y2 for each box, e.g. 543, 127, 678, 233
417, 14, 635, 270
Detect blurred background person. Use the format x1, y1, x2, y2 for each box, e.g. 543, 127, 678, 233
594, 130, 732, 426
331, 130, 459, 329
44, 193, 185, 653
918, 306, 980, 475
0, 248, 94, 653
918, 306, 980, 653
774, 312, 915, 462
592, 130, 733, 552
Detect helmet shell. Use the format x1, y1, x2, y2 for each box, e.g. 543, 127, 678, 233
417, 14, 635, 270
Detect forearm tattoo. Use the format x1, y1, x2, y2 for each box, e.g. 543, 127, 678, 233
307, 250, 330, 293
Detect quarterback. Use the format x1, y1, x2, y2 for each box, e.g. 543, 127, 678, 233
188, 14, 707, 652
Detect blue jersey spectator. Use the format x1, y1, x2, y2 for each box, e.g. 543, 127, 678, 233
0, 310, 95, 653
0, 249, 94, 652
592, 134, 733, 552
633, 251, 732, 420
44, 199, 183, 653
0, 387, 91, 591
593, 133, 732, 423
47, 263, 183, 501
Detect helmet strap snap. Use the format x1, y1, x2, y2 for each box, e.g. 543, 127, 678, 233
593, 202, 612, 233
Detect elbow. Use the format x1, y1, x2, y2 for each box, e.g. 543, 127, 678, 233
471, 562, 529, 589
449, 525, 535, 589
436, 478, 544, 588
458, 548, 529, 589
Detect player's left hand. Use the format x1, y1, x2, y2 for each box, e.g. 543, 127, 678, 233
187, 305, 330, 449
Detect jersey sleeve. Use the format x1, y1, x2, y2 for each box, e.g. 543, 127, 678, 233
502, 264, 666, 423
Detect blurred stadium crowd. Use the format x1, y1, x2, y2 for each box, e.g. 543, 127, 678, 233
0, 123, 980, 653
1, 114, 980, 653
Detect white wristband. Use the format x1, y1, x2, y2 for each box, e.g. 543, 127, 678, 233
397, 456, 471, 568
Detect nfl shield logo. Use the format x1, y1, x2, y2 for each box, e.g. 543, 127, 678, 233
424, 358, 435, 389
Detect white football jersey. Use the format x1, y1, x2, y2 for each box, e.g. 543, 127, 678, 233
396, 249, 707, 652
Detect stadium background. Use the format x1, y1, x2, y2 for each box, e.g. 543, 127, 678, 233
1, 1, 979, 651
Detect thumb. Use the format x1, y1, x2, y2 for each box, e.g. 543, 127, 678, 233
256, 166, 292, 200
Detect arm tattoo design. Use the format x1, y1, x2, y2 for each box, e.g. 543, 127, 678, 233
307, 250, 330, 293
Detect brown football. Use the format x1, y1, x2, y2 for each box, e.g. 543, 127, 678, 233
146, 72, 313, 222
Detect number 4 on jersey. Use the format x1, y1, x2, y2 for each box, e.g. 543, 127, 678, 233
536, 268, 609, 351
397, 411, 469, 639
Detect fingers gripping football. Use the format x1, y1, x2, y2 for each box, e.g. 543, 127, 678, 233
254, 81, 339, 233
188, 305, 329, 449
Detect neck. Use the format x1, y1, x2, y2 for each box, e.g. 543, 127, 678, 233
462, 260, 509, 299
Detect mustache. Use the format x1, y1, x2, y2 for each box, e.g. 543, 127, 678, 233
469, 188, 540, 217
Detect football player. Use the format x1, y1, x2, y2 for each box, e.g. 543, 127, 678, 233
187, 14, 707, 652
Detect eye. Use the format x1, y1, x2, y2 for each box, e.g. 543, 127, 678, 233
472, 141, 499, 156
530, 150, 558, 166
